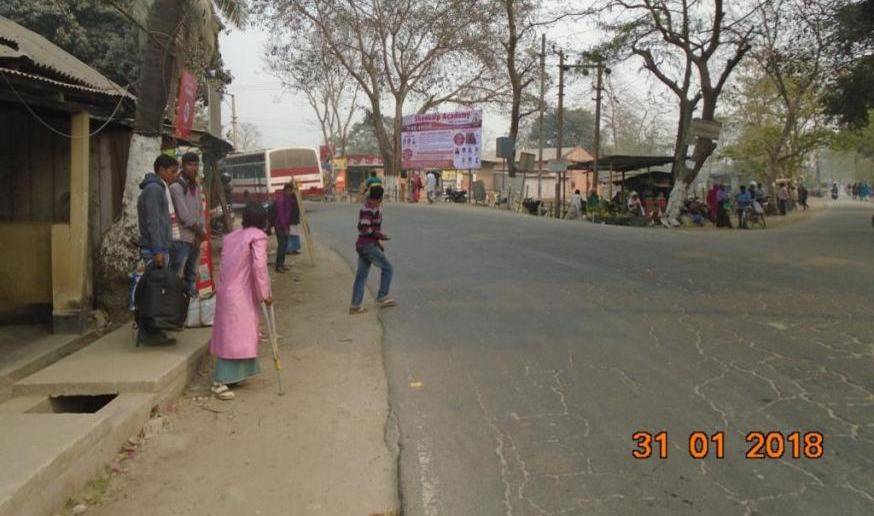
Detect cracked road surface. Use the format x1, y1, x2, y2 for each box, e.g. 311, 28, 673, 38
308, 202, 874, 515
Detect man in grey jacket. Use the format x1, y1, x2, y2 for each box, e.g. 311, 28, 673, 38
135, 154, 179, 345
169, 152, 206, 297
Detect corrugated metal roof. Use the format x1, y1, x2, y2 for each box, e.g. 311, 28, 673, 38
0, 15, 132, 98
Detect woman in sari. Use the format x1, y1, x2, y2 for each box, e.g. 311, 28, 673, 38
210, 203, 273, 400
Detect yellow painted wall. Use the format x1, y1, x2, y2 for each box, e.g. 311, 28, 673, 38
0, 222, 53, 314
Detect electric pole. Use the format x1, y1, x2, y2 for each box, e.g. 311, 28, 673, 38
230, 93, 239, 150
593, 64, 605, 189
556, 50, 565, 219
537, 34, 545, 201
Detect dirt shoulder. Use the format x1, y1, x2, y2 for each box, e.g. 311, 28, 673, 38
83, 243, 399, 516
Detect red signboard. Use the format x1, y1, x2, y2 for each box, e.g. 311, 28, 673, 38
174, 70, 198, 140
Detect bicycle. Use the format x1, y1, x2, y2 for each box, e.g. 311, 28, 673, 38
742, 203, 767, 229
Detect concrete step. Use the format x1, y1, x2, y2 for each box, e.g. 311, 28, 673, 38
0, 393, 154, 516
14, 326, 211, 397
0, 327, 94, 403
2, 319, 212, 515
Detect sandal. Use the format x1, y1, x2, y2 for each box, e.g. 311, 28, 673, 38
211, 383, 235, 400
349, 305, 368, 315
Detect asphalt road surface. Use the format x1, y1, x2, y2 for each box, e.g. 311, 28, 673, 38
307, 200, 874, 516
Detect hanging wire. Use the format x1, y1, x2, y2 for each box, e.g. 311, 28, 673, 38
0, 69, 134, 139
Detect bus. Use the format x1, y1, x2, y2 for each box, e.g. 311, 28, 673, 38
219, 147, 325, 205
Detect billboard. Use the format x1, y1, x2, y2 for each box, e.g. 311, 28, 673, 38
173, 70, 197, 140
401, 109, 482, 170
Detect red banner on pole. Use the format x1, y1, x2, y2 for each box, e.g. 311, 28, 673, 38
174, 70, 198, 140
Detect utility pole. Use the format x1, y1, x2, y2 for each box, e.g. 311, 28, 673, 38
537, 34, 546, 201
593, 64, 604, 189
555, 50, 565, 219
230, 93, 239, 150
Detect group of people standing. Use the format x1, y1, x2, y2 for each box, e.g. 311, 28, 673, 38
704, 181, 809, 229
135, 152, 206, 346
136, 152, 280, 401
847, 182, 871, 200
407, 171, 438, 203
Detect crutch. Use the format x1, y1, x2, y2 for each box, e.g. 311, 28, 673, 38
261, 303, 285, 396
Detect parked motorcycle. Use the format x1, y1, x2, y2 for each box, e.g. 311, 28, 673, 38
444, 186, 468, 203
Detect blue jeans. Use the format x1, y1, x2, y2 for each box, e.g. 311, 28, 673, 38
170, 241, 200, 297
286, 233, 301, 253
275, 230, 288, 269
351, 244, 393, 307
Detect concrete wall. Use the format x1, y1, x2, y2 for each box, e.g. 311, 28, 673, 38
0, 223, 53, 321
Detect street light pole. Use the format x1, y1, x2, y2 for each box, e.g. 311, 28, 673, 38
593, 63, 604, 190
537, 34, 545, 201
556, 50, 565, 219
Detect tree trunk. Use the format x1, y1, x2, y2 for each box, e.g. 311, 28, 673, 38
99, 0, 182, 280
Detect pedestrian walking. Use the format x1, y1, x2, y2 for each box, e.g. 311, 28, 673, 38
269, 184, 294, 273
566, 190, 583, 219
627, 191, 645, 217
587, 189, 600, 221
285, 182, 303, 256
798, 184, 809, 211
706, 184, 719, 222
425, 171, 437, 204
350, 185, 396, 314
412, 172, 423, 203
736, 185, 752, 228
209, 202, 273, 401
169, 152, 206, 298
134, 154, 179, 346
716, 184, 732, 228
778, 183, 790, 216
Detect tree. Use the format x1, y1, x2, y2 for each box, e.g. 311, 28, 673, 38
721, 67, 830, 184
0, 0, 140, 87
266, 29, 359, 169
600, 0, 755, 224
346, 115, 394, 155
721, 0, 834, 188
488, 0, 543, 177
823, 0, 874, 128
523, 108, 595, 149
602, 75, 673, 155
100, 0, 248, 279
228, 122, 263, 151
253, 0, 503, 179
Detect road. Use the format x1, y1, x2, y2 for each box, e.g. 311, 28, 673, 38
307, 200, 874, 516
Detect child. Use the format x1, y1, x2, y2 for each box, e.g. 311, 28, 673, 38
350, 185, 396, 314
209, 202, 273, 400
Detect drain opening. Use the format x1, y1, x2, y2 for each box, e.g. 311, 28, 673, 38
26, 394, 118, 414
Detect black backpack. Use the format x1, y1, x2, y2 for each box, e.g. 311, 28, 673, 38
134, 265, 189, 333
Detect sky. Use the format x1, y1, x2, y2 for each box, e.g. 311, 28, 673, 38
218, 14, 657, 153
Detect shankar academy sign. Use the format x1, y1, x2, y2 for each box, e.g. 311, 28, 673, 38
401, 109, 482, 170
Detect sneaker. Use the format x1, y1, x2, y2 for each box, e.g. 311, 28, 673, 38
349, 305, 368, 315
376, 297, 397, 308
138, 331, 177, 347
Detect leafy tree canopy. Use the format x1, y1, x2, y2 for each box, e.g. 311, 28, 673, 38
523, 108, 595, 150
0, 0, 140, 88
824, 0, 874, 128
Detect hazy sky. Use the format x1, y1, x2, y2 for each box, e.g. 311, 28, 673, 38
218, 16, 657, 152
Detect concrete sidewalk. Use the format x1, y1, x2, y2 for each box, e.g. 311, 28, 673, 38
0, 321, 209, 516
83, 244, 399, 515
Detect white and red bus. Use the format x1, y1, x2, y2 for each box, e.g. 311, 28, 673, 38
219, 147, 325, 205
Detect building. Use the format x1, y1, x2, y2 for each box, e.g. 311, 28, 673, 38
0, 15, 139, 331
481, 146, 594, 200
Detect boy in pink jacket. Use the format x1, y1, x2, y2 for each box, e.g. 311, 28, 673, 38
209, 203, 273, 400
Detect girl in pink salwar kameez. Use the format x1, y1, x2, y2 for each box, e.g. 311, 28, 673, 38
209, 203, 273, 400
